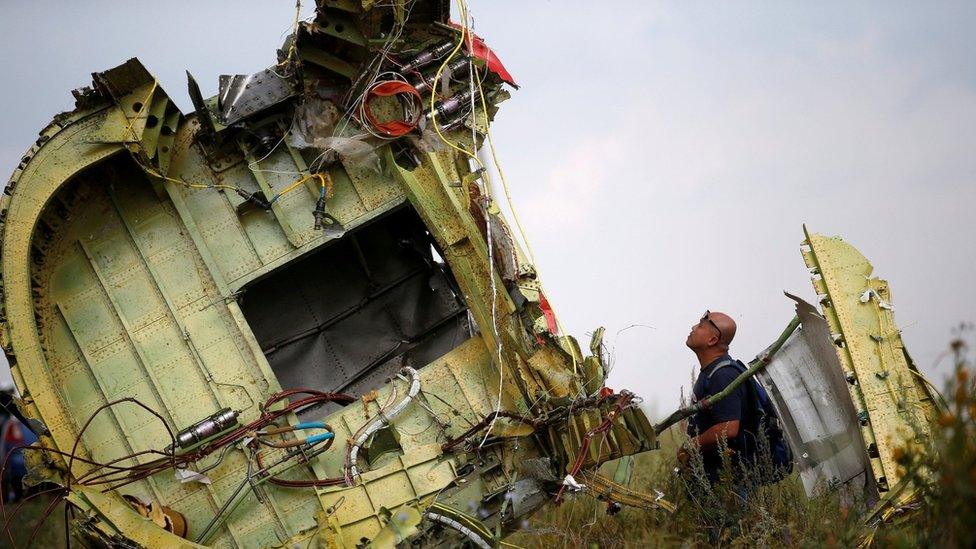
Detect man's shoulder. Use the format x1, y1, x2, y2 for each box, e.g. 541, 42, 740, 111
703, 355, 739, 377
705, 358, 746, 389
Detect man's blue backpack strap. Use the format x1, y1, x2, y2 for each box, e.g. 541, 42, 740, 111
705, 359, 735, 383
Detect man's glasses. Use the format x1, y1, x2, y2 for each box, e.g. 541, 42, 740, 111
701, 310, 723, 342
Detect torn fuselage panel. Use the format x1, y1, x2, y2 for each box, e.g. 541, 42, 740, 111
0, 2, 658, 546
801, 228, 937, 494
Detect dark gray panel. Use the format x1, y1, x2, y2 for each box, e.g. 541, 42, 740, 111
239, 207, 471, 409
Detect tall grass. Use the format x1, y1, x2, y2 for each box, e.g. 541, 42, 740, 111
872, 326, 976, 547
510, 428, 862, 548
511, 331, 976, 548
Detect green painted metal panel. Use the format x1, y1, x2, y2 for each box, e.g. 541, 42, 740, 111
0, 8, 661, 545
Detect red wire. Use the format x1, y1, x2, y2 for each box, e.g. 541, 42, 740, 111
554, 393, 634, 504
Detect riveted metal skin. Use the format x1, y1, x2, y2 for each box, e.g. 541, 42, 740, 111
1, 3, 657, 547
801, 226, 938, 503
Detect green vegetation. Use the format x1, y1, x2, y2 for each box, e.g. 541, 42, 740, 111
511, 330, 976, 548
509, 428, 863, 548
2, 494, 66, 547
872, 328, 976, 548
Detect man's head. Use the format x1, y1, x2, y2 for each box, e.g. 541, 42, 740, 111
686, 310, 737, 353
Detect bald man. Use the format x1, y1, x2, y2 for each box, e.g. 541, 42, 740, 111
677, 310, 751, 484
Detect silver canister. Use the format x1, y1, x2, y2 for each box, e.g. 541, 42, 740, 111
172, 408, 239, 451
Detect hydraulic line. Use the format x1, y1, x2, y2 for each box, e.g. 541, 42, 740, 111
254, 446, 345, 489
256, 422, 334, 448
74, 390, 353, 492
260, 421, 329, 436
346, 367, 421, 482
426, 512, 492, 549
256, 431, 334, 449
196, 437, 335, 544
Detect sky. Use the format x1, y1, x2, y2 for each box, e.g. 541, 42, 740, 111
0, 2, 973, 418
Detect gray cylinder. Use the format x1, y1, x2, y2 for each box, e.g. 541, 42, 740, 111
173, 408, 239, 450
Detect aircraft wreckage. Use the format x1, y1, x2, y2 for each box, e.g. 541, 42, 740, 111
0, 1, 940, 546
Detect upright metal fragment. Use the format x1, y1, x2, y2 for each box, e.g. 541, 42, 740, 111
800, 227, 938, 494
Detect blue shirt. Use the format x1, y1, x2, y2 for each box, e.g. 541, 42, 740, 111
687, 354, 749, 479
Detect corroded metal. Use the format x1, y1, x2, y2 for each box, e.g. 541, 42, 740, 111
801, 227, 937, 494
0, 3, 656, 547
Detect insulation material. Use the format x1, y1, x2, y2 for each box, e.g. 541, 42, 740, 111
288, 98, 382, 170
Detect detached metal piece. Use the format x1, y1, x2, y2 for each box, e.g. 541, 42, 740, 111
186, 71, 216, 141
313, 208, 345, 238
756, 293, 875, 500
218, 68, 295, 125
